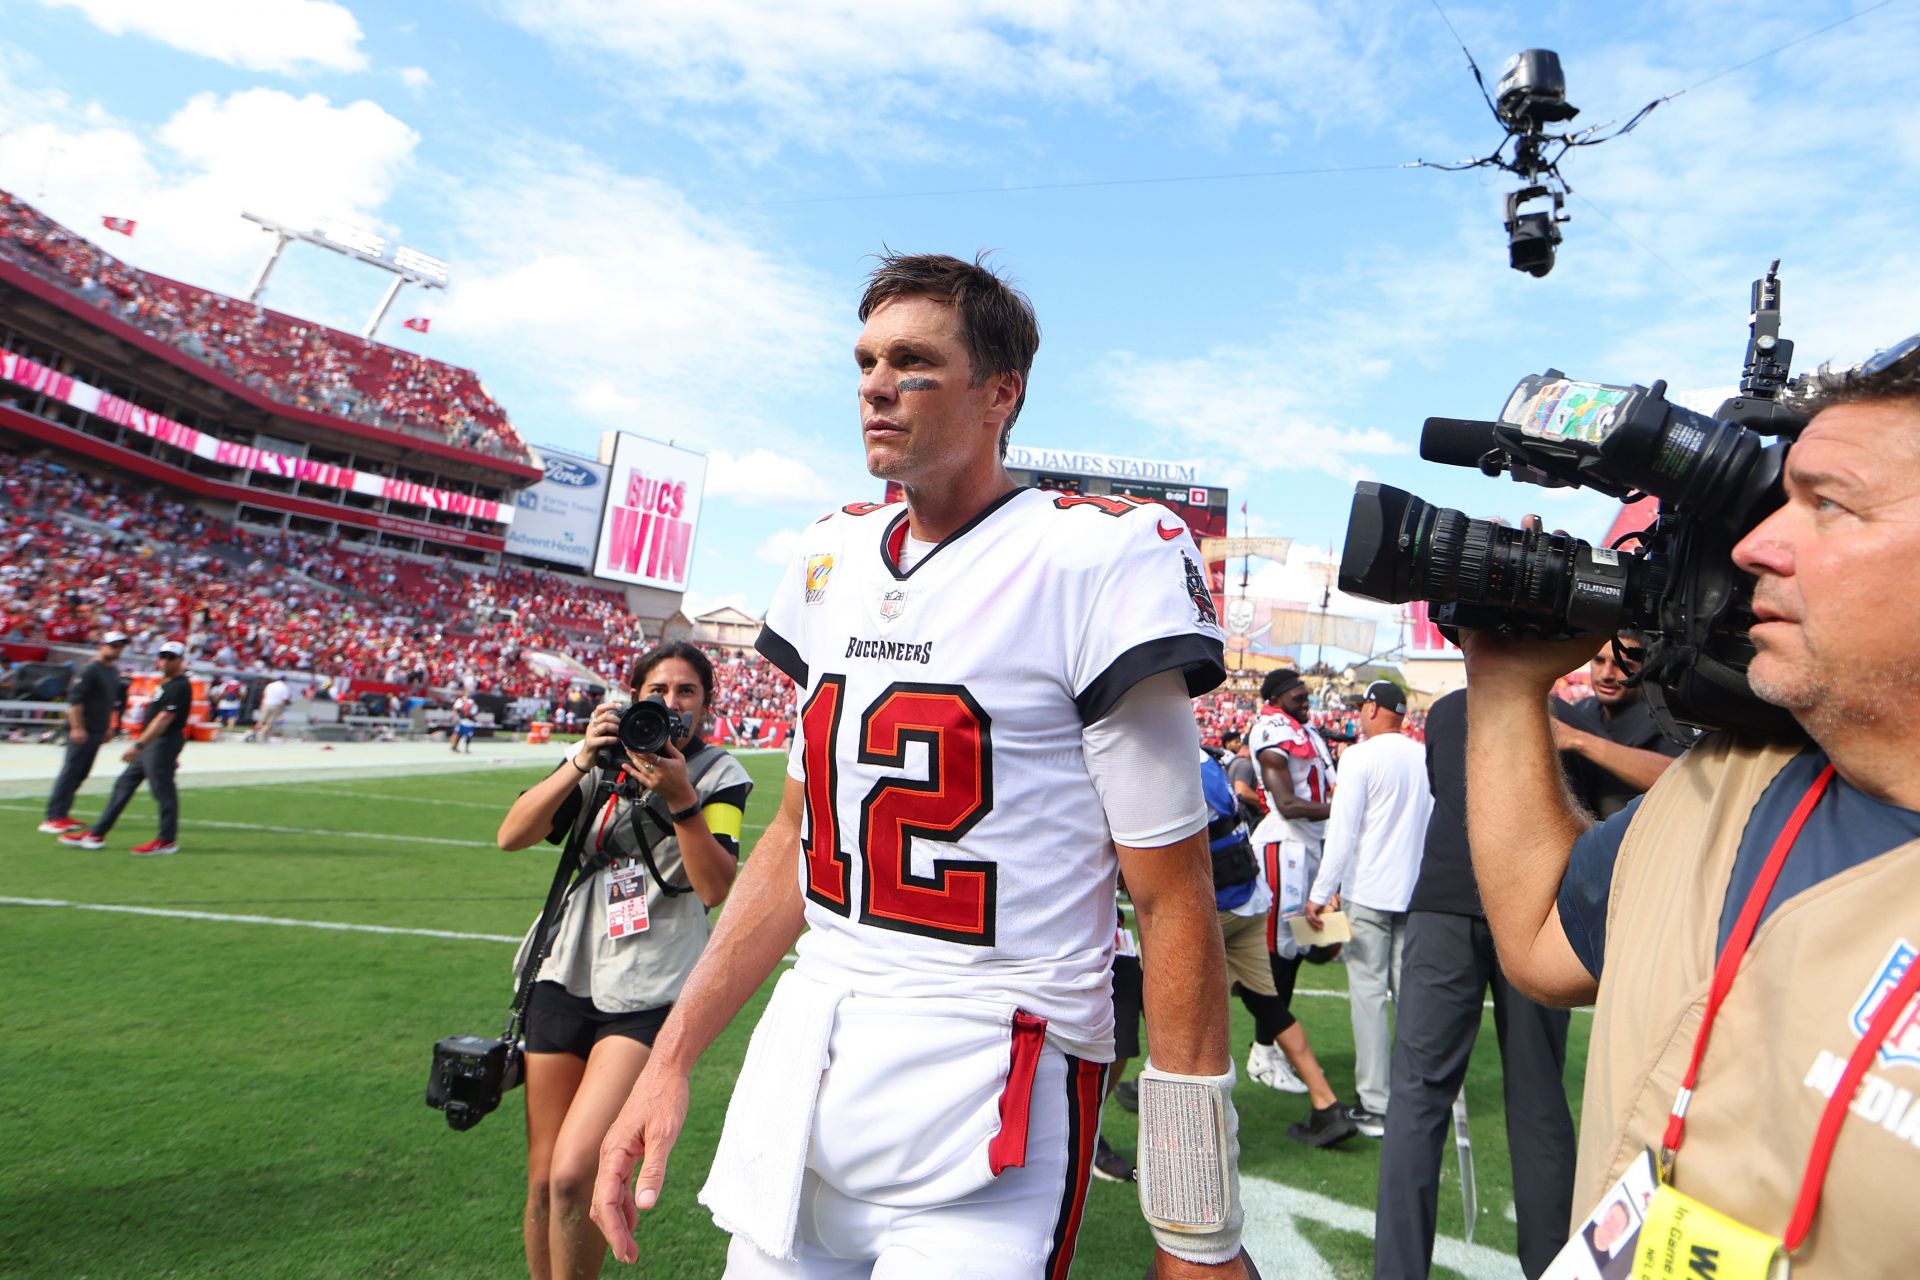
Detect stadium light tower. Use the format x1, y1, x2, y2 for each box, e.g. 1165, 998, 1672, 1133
240, 212, 449, 340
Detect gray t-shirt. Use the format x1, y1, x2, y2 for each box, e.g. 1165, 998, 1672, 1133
513, 744, 753, 1013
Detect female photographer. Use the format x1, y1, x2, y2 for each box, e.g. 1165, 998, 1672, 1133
496, 641, 752, 1280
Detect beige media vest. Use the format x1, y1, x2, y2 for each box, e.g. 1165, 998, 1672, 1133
1576, 736, 1920, 1276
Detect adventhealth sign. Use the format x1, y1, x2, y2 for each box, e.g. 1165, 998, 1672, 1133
506, 447, 607, 572
1004, 445, 1200, 484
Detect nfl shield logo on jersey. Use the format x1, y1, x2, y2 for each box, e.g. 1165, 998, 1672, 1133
879, 588, 907, 622
1850, 938, 1920, 1069
806, 555, 835, 605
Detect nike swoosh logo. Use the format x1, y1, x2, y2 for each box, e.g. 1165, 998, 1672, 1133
1157, 522, 1184, 540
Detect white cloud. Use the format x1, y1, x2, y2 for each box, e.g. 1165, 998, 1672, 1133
681, 589, 755, 620
1096, 239, 1510, 483
399, 66, 432, 94
33, 0, 367, 74
0, 88, 419, 299
755, 527, 808, 566
496, 0, 1424, 158
437, 144, 842, 452
707, 448, 838, 510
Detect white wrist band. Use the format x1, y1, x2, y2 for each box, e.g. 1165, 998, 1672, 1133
1135, 1059, 1244, 1265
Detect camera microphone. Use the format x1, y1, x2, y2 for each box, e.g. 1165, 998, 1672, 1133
1419, 417, 1504, 468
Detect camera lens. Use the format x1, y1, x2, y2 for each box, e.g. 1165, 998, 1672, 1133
616, 698, 675, 756
1340, 482, 1639, 636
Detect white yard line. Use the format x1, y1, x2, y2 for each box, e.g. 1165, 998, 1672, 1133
288, 787, 505, 810
0, 801, 491, 847
1, 896, 522, 943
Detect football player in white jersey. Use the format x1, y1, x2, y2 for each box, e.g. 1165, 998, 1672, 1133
1242, 668, 1357, 1147
592, 255, 1251, 1279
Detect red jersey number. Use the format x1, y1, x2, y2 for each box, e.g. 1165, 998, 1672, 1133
799, 680, 996, 945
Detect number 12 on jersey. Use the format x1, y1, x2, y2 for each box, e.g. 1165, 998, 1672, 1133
799, 676, 998, 946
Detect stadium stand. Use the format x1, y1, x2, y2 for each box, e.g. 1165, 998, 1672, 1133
0, 449, 803, 741
0, 190, 532, 466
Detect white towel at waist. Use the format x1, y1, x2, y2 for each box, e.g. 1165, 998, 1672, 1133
698, 968, 845, 1262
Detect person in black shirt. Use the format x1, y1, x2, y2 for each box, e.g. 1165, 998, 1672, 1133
60, 640, 192, 856
39, 630, 129, 834
1548, 631, 1688, 819
1371, 637, 1684, 1279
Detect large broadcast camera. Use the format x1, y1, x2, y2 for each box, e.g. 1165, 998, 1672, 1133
1339, 262, 1807, 741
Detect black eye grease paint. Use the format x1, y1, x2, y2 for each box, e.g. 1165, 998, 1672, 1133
896, 377, 938, 392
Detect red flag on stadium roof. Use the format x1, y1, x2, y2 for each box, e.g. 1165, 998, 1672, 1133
101, 216, 136, 236
402, 317, 431, 333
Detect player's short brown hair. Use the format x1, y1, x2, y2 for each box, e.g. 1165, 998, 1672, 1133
858, 252, 1040, 456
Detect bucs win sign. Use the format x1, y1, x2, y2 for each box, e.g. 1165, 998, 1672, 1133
593, 432, 708, 592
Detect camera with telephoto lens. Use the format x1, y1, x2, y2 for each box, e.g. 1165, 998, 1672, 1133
1339, 262, 1808, 742
425, 1032, 521, 1130
596, 695, 688, 768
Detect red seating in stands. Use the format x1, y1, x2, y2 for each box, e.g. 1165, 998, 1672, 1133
0, 190, 532, 466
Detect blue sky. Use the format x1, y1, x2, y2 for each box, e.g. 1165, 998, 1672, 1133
4, 0, 1917, 643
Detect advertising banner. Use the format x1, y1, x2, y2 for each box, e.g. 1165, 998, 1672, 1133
0, 349, 515, 523
507, 448, 607, 570
592, 432, 706, 592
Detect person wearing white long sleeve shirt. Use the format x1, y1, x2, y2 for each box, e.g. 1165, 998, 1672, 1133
1304, 680, 1433, 1131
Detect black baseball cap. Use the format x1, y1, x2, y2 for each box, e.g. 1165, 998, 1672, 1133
1361, 680, 1407, 715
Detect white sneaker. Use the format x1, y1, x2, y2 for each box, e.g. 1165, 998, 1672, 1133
1247, 1041, 1309, 1093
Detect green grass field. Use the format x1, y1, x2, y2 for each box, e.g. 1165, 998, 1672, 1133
0, 753, 1582, 1278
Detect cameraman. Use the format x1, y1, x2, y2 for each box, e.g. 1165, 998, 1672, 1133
1461, 346, 1920, 1278
496, 642, 752, 1280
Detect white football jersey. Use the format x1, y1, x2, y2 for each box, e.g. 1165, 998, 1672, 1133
1248, 708, 1336, 848
758, 487, 1226, 1059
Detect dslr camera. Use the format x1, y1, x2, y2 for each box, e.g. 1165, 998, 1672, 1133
598, 694, 688, 768
1339, 262, 1806, 741
426, 1032, 521, 1131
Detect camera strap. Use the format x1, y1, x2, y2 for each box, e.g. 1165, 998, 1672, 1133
625, 743, 726, 899
501, 769, 618, 1045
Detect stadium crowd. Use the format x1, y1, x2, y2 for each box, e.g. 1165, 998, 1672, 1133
4, 449, 1418, 750
0, 190, 532, 465
1, 451, 815, 745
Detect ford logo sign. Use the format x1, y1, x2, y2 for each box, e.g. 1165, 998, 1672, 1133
545, 459, 598, 488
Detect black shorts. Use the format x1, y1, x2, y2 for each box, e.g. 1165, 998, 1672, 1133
524, 981, 671, 1058
1111, 954, 1144, 1060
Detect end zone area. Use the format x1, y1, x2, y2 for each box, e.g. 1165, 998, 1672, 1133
0, 747, 1574, 1277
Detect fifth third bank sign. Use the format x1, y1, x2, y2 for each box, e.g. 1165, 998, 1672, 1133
593, 432, 707, 592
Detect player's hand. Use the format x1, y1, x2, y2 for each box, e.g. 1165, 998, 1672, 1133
627, 739, 694, 811
592, 1059, 691, 1265
122, 745, 139, 763
69, 728, 88, 745
1303, 899, 1327, 931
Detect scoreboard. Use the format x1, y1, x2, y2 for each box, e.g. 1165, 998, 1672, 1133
1009, 448, 1230, 590
884, 446, 1230, 587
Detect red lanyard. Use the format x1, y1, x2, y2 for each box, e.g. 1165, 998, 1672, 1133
1659, 762, 1920, 1251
